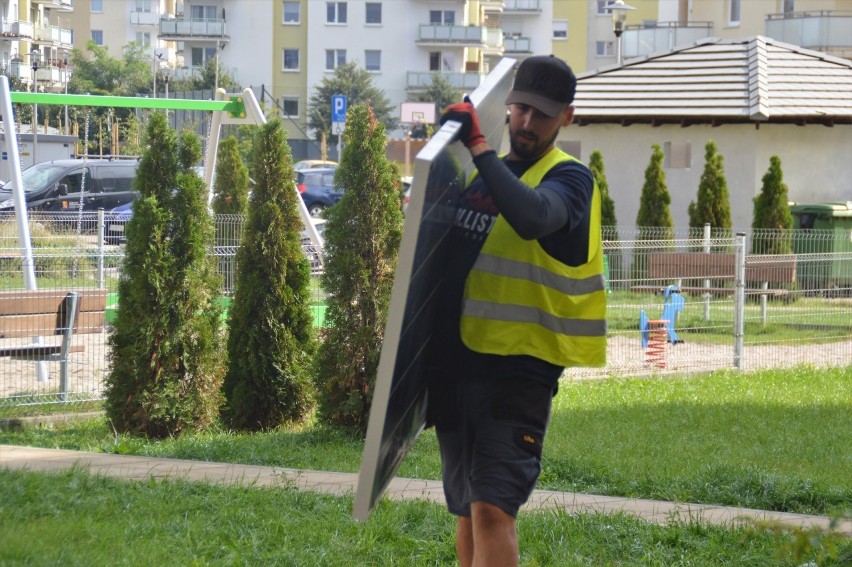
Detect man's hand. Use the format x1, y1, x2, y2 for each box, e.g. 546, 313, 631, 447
440, 96, 486, 149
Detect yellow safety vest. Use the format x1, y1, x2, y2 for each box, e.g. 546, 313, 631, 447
460, 147, 607, 368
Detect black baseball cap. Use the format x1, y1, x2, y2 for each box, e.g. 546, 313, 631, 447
505, 55, 577, 117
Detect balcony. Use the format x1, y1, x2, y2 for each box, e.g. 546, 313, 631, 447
621, 21, 713, 58
504, 0, 541, 14
0, 20, 34, 41
33, 24, 73, 47
417, 24, 489, 47
131, 11, 160, 26
407, 70, 487, 91
481, 0, 505, 12
504, 35, 532, 54
765, 10, 852, 51
159, 17, 229, 41
31, 0, 72, 10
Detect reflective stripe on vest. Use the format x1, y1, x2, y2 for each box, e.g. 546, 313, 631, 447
460, 147, 607, 368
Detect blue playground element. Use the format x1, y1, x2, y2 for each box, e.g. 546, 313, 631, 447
640, 285, 685, 347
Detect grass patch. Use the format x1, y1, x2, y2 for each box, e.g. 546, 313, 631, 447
0, 467, 831, 567
1, 366, 849, 516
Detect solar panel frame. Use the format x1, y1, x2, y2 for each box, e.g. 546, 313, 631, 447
353, 58, 517, 521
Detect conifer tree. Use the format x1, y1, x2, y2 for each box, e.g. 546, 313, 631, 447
589, 149, 620, 287
212, 136, 250, 215
636, 144, 674, 238
589, 149, 617, 227
222, 116, 316, 430
314, 103, 403, 432
105, 113, 225, 438
688, 140, 732, 232
752, 155, 794, 254
212, 135, 251, 290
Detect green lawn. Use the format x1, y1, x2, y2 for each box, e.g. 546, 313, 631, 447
2, 366, 849, 516
0, 467, 839, 567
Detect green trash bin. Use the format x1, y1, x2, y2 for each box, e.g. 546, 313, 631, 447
790, 202, 852, 292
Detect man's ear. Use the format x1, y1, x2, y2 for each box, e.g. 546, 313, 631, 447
562, 105, 575, 127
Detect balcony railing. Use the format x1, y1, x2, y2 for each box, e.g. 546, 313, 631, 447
159, 17, 228, 39
131, 11, 160, 26
504, 0, 541, 13
765, 10, 852, 50
485, 28, 504, 51
418, 24, 487, 45
33, 24, 72, 46
621, 21, 713, 58
504, 36, 532, 53
0, 20, 34, 40
407, 70, 486, 90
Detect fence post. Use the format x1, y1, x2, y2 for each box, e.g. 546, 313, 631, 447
703, 223, 711, 321
734, 232, 746, 369
97, 208, 105, 288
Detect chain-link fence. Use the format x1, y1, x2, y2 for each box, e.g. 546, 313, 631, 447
1, 215, 849, 406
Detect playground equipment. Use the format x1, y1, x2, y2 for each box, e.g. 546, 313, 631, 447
640, 284, 685, 368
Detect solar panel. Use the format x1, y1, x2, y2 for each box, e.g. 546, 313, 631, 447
353, 58, 517, 521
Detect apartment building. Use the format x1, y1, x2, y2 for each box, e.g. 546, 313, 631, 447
0, 0, 73, 93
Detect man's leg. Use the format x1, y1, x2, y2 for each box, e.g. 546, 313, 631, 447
456, 516, 474, 567
470, 501, 518, 567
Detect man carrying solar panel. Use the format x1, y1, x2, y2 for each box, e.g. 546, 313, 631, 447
427, 55, 607, 566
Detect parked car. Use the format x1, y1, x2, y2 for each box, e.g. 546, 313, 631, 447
297, 168, 342, 217
294, 159, 337, 172
0, 159, 139, 213
104, 200, 135, 245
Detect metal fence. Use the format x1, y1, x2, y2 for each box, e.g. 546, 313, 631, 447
1, 214, 849, 406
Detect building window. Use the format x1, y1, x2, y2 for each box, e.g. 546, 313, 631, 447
326, 49, 346, 70
135, 32, 151, 48
283, 48, 299, 71
365, 50, 381, 71
728, 0, 740, 25
429, 10, 455, 25
135, 0, 153, 11
783, 0, 795, 13
553, 20, 567, 40
596, 41, 614, 56
283, 1, 300, 23
365, 2, 381, 25
596, 0, 609, 15
282, 96, 299, 118
91, 0, 104, 12
192, 47, 204, 66
191, 5, 218, 20
327, 2, 348, 24
91, 30, 104, 45
664, 141, 692, 169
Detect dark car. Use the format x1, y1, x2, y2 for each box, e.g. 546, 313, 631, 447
0, 159, 139, 213
296, 168, 342, 217
104, 200, 135, 245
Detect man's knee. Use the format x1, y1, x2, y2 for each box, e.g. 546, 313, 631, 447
471, 501, 515, 529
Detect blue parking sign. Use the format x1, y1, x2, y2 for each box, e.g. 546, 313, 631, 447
332, 94, 347, 123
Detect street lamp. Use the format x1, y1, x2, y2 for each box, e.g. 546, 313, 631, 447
30, 49, 40, 164
62, 50, 70, 135
606, 0, 636, 66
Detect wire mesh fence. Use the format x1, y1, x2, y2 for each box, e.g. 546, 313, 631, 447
0, 214, 849, 406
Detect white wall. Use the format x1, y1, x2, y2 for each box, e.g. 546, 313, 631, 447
559, 122, 852, 230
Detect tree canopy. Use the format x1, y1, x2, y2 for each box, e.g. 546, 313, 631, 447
308, 61, 397, 143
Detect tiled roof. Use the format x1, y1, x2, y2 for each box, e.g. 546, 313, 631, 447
573, 36, 852, 125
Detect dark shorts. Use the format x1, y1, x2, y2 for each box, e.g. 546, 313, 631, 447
435, 373, 556, 518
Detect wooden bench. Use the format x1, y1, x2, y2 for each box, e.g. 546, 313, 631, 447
0, 289, 108, 394
632, 252, 797, 298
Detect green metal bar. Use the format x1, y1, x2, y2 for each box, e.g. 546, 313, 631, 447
9, 92, 243, 115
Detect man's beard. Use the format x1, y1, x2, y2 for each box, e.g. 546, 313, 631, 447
509, 126, 559, 160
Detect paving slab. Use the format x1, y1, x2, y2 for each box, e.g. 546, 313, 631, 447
2, 444, 848, 536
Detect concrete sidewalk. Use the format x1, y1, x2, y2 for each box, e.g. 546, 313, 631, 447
2, 444, 849, 536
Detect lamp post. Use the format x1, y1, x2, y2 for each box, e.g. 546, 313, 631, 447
30, 49, 39, 164
606, 0, 635, 66
62, 50, 70, 135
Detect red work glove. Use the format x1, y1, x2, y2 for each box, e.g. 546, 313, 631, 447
440, 96, 486, 149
